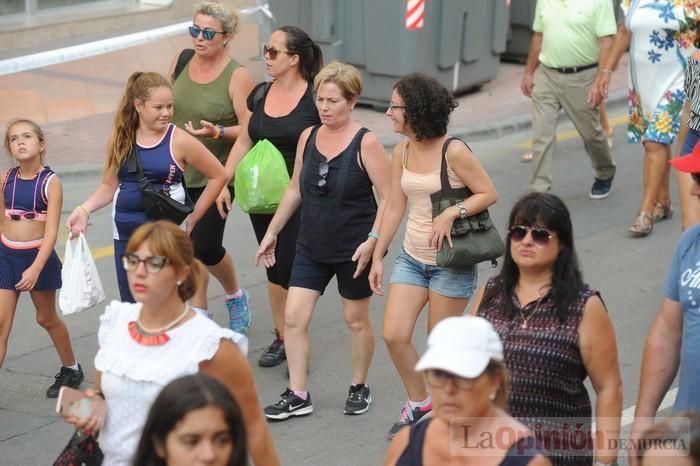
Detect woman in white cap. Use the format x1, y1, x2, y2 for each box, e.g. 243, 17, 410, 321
383, 315, 550, 466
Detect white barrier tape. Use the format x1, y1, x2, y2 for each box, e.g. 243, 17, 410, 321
0, 4, 270, 77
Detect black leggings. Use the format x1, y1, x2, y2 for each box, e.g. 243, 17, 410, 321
249, 208, 301, 289
188, 186, 232, 266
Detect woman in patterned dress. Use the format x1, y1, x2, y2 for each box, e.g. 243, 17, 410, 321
597, 0, 698, 236
471, 192, 622, 466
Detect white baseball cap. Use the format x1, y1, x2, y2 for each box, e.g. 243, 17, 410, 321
415, 315, 503, 379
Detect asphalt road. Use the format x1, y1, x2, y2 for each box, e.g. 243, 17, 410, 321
0, 104, 680, 465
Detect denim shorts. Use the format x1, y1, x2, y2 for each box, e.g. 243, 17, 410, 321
389, 249, 477, 298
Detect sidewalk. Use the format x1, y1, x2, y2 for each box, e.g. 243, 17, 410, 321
0, 21, 630, 175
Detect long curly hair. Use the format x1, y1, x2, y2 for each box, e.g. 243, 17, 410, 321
393, 73, 457, 141
481, 192, 584, 322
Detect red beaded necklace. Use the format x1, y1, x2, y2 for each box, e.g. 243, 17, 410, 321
128, 304, 191, 346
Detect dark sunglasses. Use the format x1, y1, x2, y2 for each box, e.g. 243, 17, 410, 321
317, 161, 329, 195
692, 173, 700, 185
263, 44, 291, 60
9, 211, 37, 221
508, 225, 553, 246
188, 25, 225, 41
122, 253, 169, 274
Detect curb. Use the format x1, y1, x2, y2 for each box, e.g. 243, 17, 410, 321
53, 89, 630, 176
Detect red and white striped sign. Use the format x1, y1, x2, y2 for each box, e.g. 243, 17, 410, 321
405, 0, 425, 30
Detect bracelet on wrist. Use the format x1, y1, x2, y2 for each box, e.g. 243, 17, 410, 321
600, 68, 612, 74
368, 232, 379, 240
75, 205, 90, 218
212, 124, 224, 140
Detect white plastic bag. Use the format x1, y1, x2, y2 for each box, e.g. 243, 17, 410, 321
59, 233, 106, 314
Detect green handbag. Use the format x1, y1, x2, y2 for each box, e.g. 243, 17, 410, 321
430, 138, 505, 268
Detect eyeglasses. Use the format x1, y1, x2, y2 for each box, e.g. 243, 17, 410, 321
263, 44, 291, 60
9, 211, 38, 221
692, 173, 700, 185
425, 369, 477, 390
508, 225, 554, 246
188, 25, 225, 41
387, 103, 405, 112
122, 253, 169, 274
317, 161, 329, 195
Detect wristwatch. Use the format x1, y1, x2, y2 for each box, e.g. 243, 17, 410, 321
456, 202, 468, 220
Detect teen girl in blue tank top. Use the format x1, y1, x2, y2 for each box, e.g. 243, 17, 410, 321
0, 119, 84, 398
66, 72, 227, 303
113, 123, 186, 239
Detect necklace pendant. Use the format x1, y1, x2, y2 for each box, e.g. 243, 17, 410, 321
521, 322, 528, 329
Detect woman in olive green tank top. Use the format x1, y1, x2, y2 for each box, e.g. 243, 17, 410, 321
168, 1, 255, 335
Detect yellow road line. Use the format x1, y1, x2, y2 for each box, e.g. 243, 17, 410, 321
517, 114, 627, 150
92, 245, 115, 260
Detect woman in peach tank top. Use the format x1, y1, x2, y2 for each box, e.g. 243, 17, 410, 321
368, 73, 498, 439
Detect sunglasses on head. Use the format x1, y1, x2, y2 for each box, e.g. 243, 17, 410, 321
122, 253, 169, 275
263, 44, 291, 60
188, 25, 225, 41
317, 161, 329, 195
508, 225, 553, 246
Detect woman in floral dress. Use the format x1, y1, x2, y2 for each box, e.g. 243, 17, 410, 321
597, 0, 698, 236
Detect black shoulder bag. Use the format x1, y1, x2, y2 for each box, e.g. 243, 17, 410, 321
430, 138, 505, 268
126, 147, 194, 225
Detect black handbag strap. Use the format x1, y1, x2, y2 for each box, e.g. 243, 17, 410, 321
439, 137, 473, 196
172, 48, 195, 82
126, 146, 152, 189
126, 146, 188, 191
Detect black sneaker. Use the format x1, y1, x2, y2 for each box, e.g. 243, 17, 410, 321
387, 400, 432, 439
264, 388, 313, 421
46, 364, 84, 398
344, 384, 372, 415
258, 330, 286, 367
589, 176, 614, 199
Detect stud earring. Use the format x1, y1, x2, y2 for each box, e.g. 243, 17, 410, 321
177, 280, 182, 286
489, 392, 497, 401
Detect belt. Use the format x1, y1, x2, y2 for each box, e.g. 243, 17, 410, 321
545, 63, 598, 74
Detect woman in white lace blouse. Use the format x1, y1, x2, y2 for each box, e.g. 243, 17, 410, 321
61, 221, 278, 466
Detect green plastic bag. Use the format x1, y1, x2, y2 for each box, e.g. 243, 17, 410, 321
234, 139, 290, 214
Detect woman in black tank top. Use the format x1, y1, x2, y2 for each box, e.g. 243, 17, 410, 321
384, 316, 550, 466
255, 62, 391, 421
221, 26, 322, 368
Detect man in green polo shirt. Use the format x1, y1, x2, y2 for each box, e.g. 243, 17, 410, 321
521, 0, 617, 198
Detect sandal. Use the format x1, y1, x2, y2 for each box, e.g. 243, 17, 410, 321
629, 212, 654, 237
521, 152, 533, 163
652, 201, 674, 223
